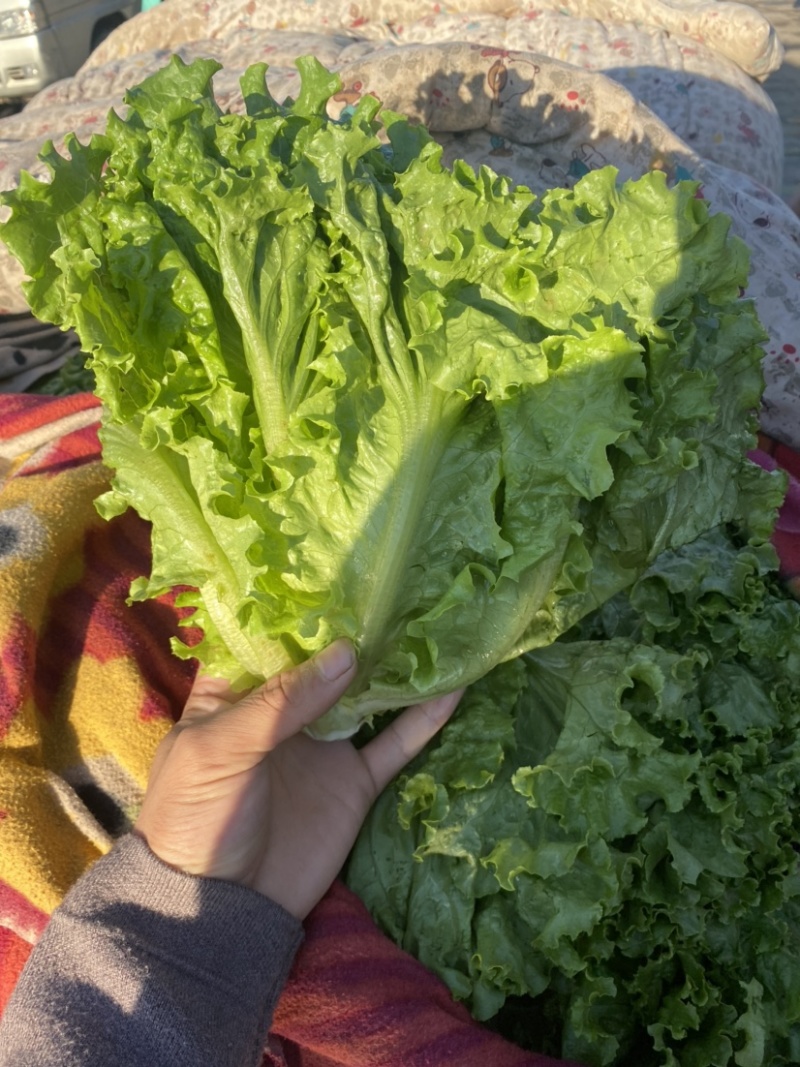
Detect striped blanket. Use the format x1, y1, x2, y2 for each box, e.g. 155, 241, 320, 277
755, 431, 800, 600
0, 392, 575, 1066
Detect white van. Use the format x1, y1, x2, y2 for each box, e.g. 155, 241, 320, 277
0, 0, 138, 101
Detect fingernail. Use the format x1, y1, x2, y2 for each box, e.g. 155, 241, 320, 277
315, 639, 356, 682
428, 689, 465, 723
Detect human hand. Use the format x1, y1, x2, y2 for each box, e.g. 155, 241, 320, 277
134, 640, 462, 919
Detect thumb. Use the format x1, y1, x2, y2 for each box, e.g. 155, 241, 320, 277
216, 639, 358, 756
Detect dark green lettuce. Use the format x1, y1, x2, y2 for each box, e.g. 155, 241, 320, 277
347, 521, 800, 1066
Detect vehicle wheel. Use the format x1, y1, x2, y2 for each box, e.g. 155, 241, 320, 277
90, 14, 125, 52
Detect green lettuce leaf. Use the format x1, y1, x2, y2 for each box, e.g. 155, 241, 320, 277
0, 56, 772, 735
347, 520, 800, 1065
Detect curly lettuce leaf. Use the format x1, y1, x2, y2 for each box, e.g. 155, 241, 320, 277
0, 55, 770, 735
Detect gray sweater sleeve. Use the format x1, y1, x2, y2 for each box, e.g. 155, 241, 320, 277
0, 834, 304, 1067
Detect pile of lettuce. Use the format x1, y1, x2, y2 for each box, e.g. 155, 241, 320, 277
0, 56, 769, 738
348, 513, 800, 1065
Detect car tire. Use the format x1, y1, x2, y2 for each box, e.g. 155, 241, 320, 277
90, 14, 125, 52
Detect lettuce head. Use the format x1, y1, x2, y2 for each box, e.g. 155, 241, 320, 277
0, 56, 769, 736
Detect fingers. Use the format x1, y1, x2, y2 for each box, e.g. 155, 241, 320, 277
361, 689, 463, 794
171, 643, 458, 786
212, 639, 357, 756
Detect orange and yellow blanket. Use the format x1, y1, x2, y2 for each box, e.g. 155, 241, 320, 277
0, 392, 195, 1003
0, 392, 582, 1067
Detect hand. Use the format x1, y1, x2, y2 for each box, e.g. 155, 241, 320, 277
134, 640, 462, 919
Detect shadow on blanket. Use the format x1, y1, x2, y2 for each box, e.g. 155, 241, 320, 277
347, 54, 704, 196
